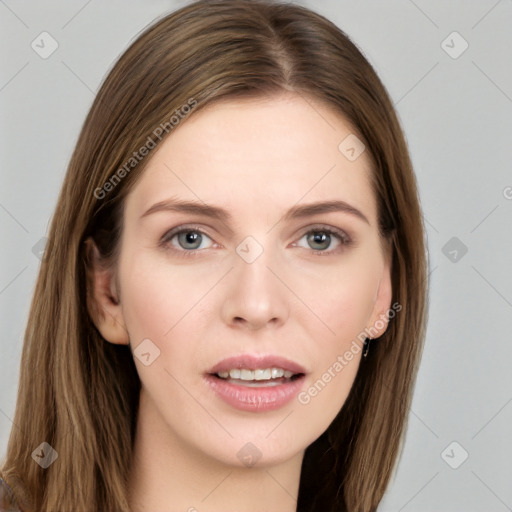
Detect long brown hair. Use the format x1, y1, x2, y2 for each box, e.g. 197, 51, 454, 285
0, 1, 428, 510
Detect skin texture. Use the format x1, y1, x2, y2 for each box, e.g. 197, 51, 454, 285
89, 92, 392, 512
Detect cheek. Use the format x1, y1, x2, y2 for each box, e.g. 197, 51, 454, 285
119, 252, 196, 345
291, 255, 379, 415
301, 258, 381, 343
295, 266, 377, 426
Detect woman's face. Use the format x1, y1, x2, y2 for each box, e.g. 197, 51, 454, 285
101, 93, 392, 467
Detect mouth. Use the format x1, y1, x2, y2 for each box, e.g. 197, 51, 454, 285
204, 354, 307, 411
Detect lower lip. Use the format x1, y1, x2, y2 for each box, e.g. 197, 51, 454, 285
204, 374, 306, 412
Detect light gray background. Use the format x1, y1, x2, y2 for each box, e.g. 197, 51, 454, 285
1, 1, 511, 510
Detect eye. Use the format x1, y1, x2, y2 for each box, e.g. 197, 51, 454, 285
160, 224, 352, 258
294, 225, 352, 254
160, 226, 215, 255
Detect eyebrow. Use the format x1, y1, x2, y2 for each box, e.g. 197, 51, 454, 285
140, 197, 370, 225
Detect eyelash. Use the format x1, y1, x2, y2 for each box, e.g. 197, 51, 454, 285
159, 224, 352, 258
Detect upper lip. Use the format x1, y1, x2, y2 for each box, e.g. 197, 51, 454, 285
208, 354, 307, 375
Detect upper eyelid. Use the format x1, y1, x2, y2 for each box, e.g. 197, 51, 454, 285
162, 224, 214, 242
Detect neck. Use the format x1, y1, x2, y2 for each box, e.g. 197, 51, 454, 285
127, 389, 303, 512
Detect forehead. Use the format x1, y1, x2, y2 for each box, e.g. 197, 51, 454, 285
124, 93, 377, 223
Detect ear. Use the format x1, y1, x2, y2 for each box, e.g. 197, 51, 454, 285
84, 237, 129, 345
365, 254, 393, 339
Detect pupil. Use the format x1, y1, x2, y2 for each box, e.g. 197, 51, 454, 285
179, 231, 201, 249
309, 232, 330, 250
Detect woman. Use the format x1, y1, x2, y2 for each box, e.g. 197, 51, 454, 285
0, 0, 428, 510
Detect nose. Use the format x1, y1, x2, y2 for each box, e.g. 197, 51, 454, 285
220, 242, 290, 331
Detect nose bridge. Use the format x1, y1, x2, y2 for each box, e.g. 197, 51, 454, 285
221, 234, 289, 329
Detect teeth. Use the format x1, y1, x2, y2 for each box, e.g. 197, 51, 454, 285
271, 368, 282, 379
254, 369, 271, 380
216, 368, 296, 381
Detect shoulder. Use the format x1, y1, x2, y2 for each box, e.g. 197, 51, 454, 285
0, 477, 22, 512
